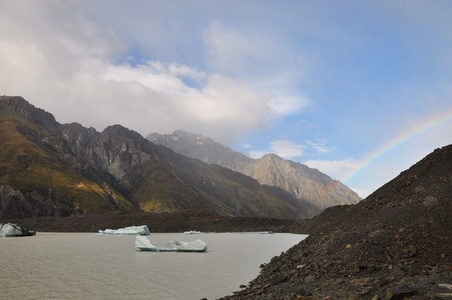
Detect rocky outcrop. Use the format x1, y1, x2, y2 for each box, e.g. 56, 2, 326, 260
4, 96, 56, 125
61, 123, 153, 181
147, 130, 361, 214
0, 185, 67, 218
0, 185, 33, 219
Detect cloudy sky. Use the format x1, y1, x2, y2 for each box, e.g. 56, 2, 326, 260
1, 1, 451, 198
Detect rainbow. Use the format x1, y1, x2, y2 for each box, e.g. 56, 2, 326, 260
327, 109, 452, 200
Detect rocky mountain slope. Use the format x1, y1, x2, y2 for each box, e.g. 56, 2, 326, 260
0, 97, 133, 218
0, 96, 315, 219
147, 130, 361, 213
221, 144, 452, 299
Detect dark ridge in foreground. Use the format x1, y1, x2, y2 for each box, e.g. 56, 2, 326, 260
220, 145, 452, 299
3, 209, 307, 234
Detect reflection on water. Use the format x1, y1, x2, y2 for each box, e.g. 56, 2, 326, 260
0, 232, 306, 300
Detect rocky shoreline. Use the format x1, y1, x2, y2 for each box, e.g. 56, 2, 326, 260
2, 209, 308, 234
218, 145, 452, 299
219, 203, 451, 300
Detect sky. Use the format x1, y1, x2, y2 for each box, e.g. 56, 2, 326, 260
1, 1, 451, 198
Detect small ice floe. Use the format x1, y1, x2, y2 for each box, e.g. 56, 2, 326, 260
98, 225, 150, 236
135, 236, 207, 252
183, 230, 201, 235
0, 223, 36, 237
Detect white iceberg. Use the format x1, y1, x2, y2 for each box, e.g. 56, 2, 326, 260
183, 230, 201, 235
0, 223, 36, 237
98, 225, 150, 236
135, 236, 207, 252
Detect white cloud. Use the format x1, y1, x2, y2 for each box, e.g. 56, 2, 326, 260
304, 158, 370, 197
65, 60, 273, 144
166, 62, 207, 82
269, 140, 305, 159
0, 1, 296, 145
0, 2, 315, 147
304, 159, 360, 181
265, 93, 309, 117
203, 21, 276, 75
203, 21, 310, 118
248, 137, 338, 161
248, 150, 267, 159
306, 139, 336, 154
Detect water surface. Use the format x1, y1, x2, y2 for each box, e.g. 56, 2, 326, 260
1, 232, 306, 299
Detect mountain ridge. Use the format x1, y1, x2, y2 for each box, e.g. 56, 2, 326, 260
147, 130, 361, 213
0, 96, 314, 219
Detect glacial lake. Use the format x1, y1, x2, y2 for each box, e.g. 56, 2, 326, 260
1, 232, 307, 300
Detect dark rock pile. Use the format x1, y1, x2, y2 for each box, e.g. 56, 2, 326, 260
220, 145, 452, 299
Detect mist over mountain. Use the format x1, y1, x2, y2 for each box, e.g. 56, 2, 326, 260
147, 130, 361, 214
0, 96, 317, 220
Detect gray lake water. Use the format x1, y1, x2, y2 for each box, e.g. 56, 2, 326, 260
1, 232, 307, 300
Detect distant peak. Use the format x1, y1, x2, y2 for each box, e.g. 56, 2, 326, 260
261, 153, 282, 160
173, 129, 206, 140
102, 124, 143, 139
174, 129, 192, 135
1, 95, 57, 125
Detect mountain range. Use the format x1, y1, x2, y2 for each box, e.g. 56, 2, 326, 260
148, 130, 360, 213
0, 96, 317, 219
0, 96, 358, 220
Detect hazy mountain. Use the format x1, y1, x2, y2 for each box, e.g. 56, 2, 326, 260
0, 96, 315, 219
147, 130, 361, 213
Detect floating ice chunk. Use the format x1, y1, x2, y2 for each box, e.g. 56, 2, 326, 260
0, 223, 36, 237
135, 236, 172, 251
168, 239, 207, 252
98, 225, 150, 235
183, 230, 201, 235
135, 236, 207, 252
